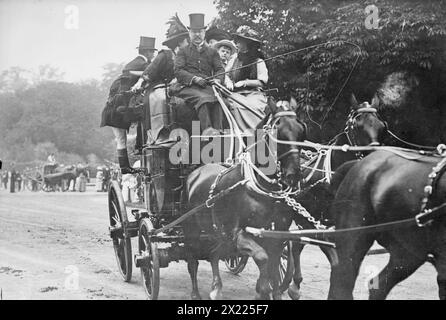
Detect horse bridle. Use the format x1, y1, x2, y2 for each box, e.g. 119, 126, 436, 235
344, 107, 381, 158
263, 110, 307, 185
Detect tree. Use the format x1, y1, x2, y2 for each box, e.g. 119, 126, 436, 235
0, 78, 114, 164
0, 66, 33, 93
32, 64, 65, 84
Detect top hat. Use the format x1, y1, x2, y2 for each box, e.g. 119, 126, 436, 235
232, 25, 262, 44
162, 13, 189, 46
136, 36, 157, 50
188, 13, 206, 30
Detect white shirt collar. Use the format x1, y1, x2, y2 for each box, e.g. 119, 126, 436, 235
138, 54, 148, 63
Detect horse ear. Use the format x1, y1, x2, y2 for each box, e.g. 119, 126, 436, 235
371, 94, 380, 109
350, 93, 358, 109
289, 96, 299, 112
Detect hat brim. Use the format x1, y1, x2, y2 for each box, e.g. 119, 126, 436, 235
232, 33, 262, 45
214, 40, 237, 53
162, 32, 189, 46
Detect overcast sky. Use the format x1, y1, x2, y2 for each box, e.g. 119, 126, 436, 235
0, 0, 218, 82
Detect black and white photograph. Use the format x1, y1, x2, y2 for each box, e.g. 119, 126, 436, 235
0, 0, 445, 303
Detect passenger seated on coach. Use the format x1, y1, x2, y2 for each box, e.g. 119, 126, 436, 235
173, 13, 225, 134
214, 39, 236, 69
130, 13, 190, 145
224, 26, 269, 132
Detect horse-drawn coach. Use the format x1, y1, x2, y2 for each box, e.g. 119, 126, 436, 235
106, 41, 446, 300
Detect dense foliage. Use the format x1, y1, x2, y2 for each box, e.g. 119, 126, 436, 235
215, 0, 446, 142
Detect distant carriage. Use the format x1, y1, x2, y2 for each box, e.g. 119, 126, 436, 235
24, 163, 78, 192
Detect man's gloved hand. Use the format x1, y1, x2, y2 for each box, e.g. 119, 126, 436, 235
193, 76, 208, 88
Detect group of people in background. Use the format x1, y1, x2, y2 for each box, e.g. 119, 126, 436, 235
0, 166, 24, 193
101, 12, 270, 174
0, 158, 119, 193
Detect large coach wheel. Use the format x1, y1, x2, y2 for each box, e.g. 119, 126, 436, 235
224, 255, 249, 275
138, 218, 160, 300
108, 181, 133, 282
278, 241, 294, 293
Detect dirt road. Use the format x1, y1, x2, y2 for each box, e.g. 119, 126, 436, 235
0, 187, 438, 300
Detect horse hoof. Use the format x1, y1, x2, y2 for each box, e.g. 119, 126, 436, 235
288, 284, 301, 300
209, 289, 222, 300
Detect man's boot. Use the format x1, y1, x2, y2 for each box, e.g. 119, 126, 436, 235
134, 122, 144, 155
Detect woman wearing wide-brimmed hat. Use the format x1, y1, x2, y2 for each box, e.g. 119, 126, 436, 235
225, 25, 269, 132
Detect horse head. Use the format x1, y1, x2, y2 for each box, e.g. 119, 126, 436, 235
264, 96, 307, 188
345, 94, 386, 147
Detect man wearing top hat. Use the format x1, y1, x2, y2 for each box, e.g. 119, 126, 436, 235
100, 36, 156, 174
174, 13, 225, 133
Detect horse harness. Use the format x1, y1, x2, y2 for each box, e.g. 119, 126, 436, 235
416, 154, 446, 227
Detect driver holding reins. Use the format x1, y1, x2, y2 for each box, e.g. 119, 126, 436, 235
174, 13, 226, 133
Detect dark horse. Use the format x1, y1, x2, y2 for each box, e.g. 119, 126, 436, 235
328, 150, 446, 299
287, 94, 387, 299
183, 97, 307, 300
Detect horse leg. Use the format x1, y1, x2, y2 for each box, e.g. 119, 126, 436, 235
186, 256, 201, 300
369, 244, 425, 300
236, 230, 271, 300
328, 234, 374, 300
265, 239, 284, 300
209, 253, 223, 300
435, 247, 446, 300
288, 242, 304, 300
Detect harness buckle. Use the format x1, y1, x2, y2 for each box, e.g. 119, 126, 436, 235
415, 209, 433, 227
205, 198, 215, 208
437, 144, 446, 156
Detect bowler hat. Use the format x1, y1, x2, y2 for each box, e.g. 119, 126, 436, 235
188, 13, 206, 30
136, 36, 157, 50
